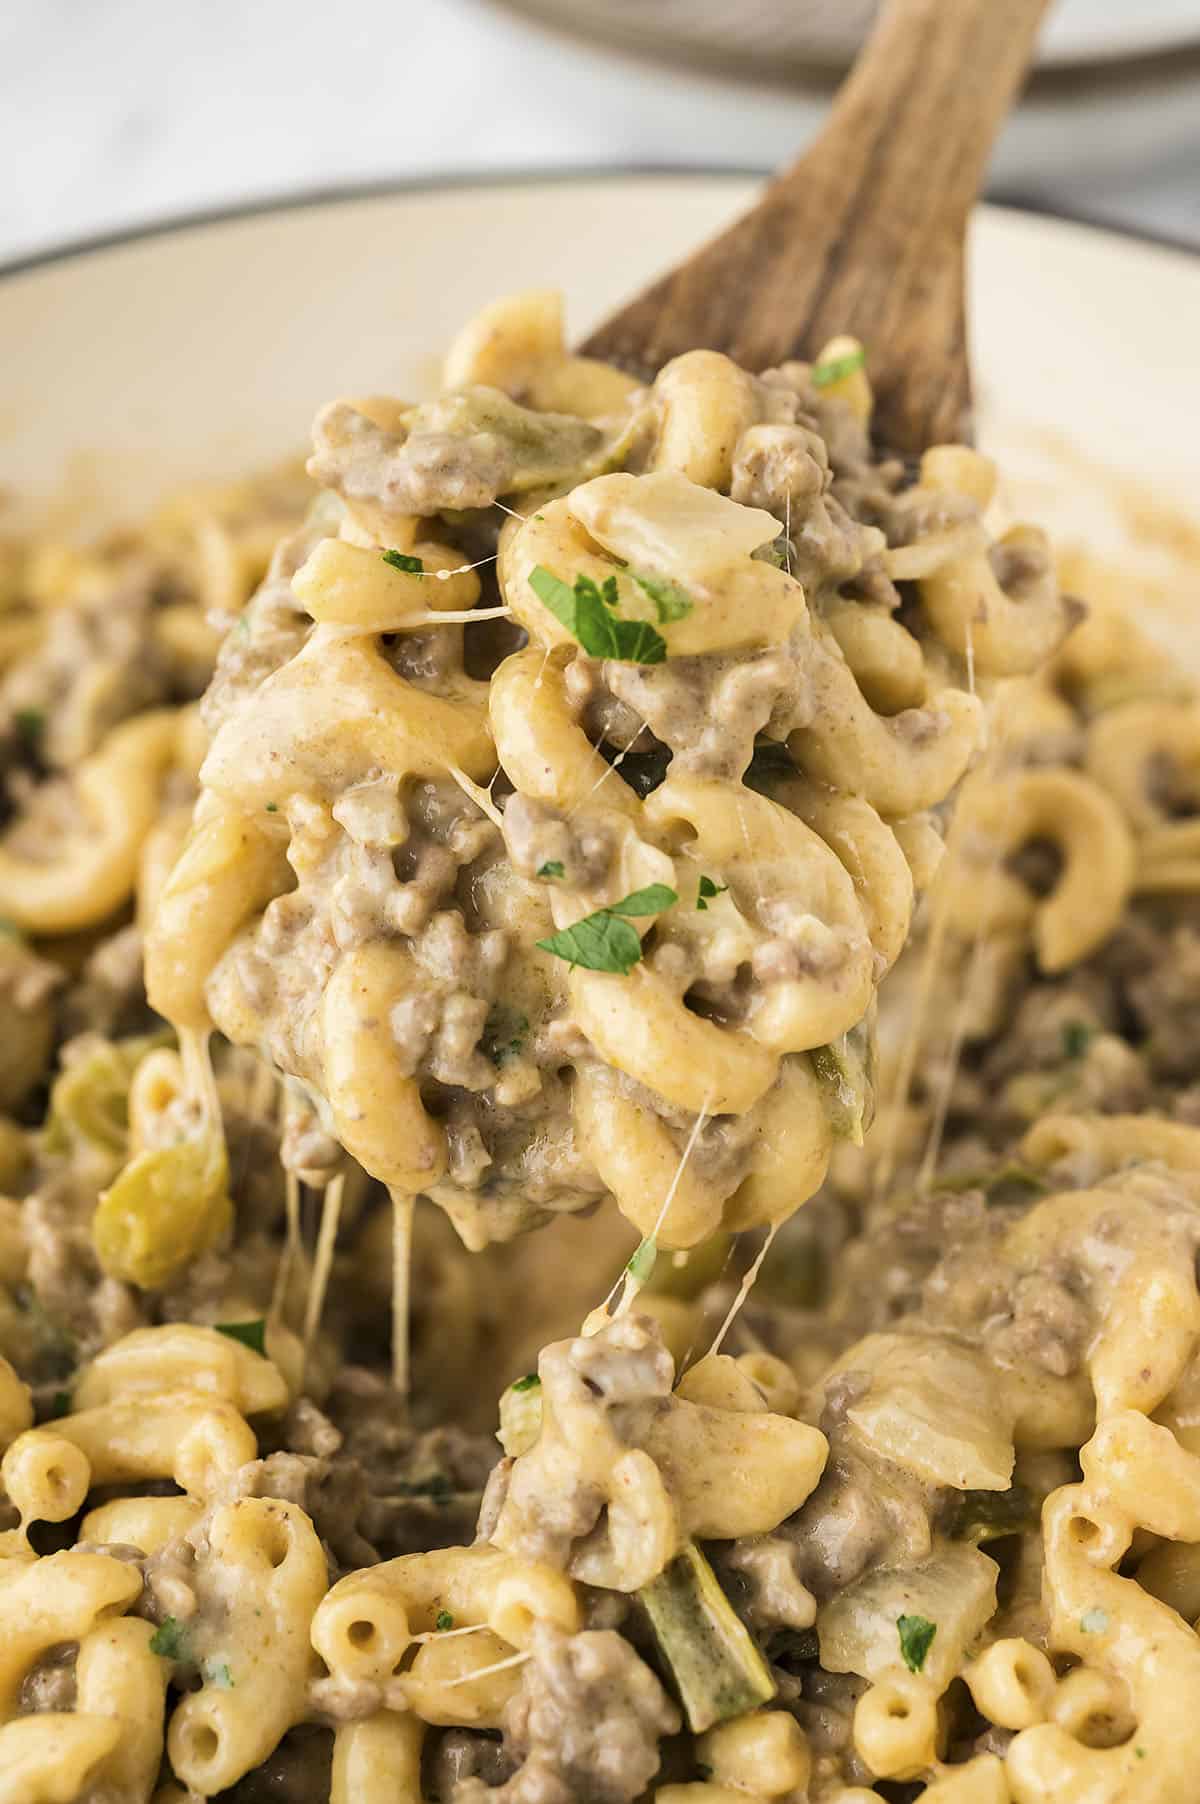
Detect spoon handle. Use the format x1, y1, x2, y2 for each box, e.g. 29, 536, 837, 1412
582, 0, 1053, 451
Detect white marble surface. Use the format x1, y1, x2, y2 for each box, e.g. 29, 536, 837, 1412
4, 0, 1198, 265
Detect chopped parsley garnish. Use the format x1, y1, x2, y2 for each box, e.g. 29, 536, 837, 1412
215, 1319, 267, 1356
382, 549, 425, 575
897, 1614, 937, 1673
537, 860, 565, 880
48, 1389, 72, 1420
696, 875, 728, 911
14, 708, 44, 741
435, 1610, 455, 1632
537, 884, 677, 975
1061, 1019, 1094, 1060
1080, 1607, 1109, 1634
204, 1659, 235, 1688
631, 570, 694, 624
812, 346, 866, 389
150, 1617, 191, 1662
530, 565, 666, 665
511, 1373, 541, 1393
0, 917, 20, 938
264, 802, 278, 813
482, 1004, 529, 1067
626, 1238, 658, 1284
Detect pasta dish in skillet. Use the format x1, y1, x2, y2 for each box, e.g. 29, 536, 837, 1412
0, 290, 1192, 1804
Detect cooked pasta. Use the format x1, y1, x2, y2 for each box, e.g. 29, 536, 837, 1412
1, 288, 1197, 1802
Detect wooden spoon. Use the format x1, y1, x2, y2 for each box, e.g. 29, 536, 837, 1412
581, 0, 1052, 453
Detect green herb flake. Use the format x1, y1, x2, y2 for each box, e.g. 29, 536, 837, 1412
150, 1617, 191, 1662
481, 1004, 529, 1068
697, 875, 728, 912
14, 708, 44, 741
1061, 1020, 1094, 1060
812, 347, 866, 389
537, 884, 676, 974
608, 883, 677, 917
537, 860, 565, 880
48, 1389, 72, 1420
235, 613, 250, 636
1080, 1607, 1109, 1634
382, 549, 425, 575
538, 912, 642, 975
215, 1319, 267, 1356
264, 802, 278, 814
0, 917, 21, 938
631, 569, 694, 624
627, 1238, 658, 1284
204, 1660, 235, 1689
529, 564, 667, 665
897, 1614, 937, 1674
511, 1373, 541, 1393
435, 1610, 455, 1632
1136, 1748, 1147, 1760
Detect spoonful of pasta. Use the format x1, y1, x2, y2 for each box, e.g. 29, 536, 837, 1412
582, 0, 1052, 453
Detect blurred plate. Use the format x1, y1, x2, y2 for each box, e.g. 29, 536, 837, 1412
0, 175, 1197, 630
495, 0, 1200, 73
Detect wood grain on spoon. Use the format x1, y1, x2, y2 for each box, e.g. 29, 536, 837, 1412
581, 0, 1052, 453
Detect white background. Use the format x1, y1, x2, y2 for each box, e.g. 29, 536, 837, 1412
3, 0, 1198, 264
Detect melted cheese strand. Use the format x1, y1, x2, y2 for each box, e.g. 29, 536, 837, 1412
566, 722, 646, 820
302, 1172, 346, 1362
180, 1026, 222, 1140
391, 1190, 415, 1406
403, 605, 512, 625
606, 1096, 712, 1321
705, 1221, 781, 1360
445, 764, 504, 830
442, 1650, 532, 1690
270, 1089, 306, 1327
914, 880, 999, 1195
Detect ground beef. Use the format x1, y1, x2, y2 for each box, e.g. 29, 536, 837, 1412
603, 642, 811, 781
457, 1624, 679, 1804
59, 923, 149, 1040
502, 794, 621, 892
779, 1443, 933, 1602
427, 1728, 515, 1800
304, 1371, 500, 1562
18, 1643, 77, 1714
218, 1726, 334, 1803
0, 936, 60, 1108
22, 1170, 145, 1365
490, 1313, 674, 1571
309, 392, 602, 520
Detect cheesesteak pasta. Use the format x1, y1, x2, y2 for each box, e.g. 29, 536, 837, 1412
147, 290, 1064, 1258
4, 291, 1199, 1802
